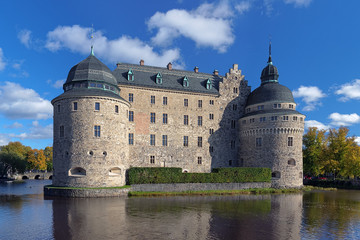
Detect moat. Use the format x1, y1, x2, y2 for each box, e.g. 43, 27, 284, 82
1, 180, 360, 239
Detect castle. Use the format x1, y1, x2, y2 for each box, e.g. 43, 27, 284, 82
51, 46, 305, 189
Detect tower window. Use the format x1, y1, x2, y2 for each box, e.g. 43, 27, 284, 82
209, 128, 214, 134
150, 95, 155, 104
129, 93, 134, 102
198, 100, 202, 108
163, 96, 167, 105
289, 104, 294, 109
260, 117, 266, 122
231, 120, 236, 128
129, 133, 134, 145
183, 136, 189, 147
162, 135, 168, 146
288, 137, 293, 146
233, 104, 237, 111
156, 72, 162, 84
150, 134, 155, 146
184, 99, 188, 107
163, 113, 168, 124
233, 87, 238, 93
209, 146, 214, 152
229, 160, 232, 166
283, 116, 289, 121
198, 137, 203, 147
94, 125, 101, 137
206, 79, 212, 90
271, 116, 278, 121
129, 111, 134, 122
209, 100, 214, 105
150, 113, 156, 123
60, 126, 64, 138
209, 113, 214, 120
293, 116, 298, 121
184, 115, 189, 125
150, 156, 155, 164
57, 105, 61, 113
127, 69, 134, 81
73, 102, 78, 111
256, 137, 262, 147
197, 157, 202, 165
183, 76, 189, 87
95, 102, 100, 111
115, 105, 119, 113
198, 116, 203, 126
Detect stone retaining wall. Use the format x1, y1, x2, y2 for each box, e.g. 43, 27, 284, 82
131, 182, 271, 192
44, 186, 130, 198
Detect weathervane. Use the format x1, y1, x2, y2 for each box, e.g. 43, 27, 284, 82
268, 34, 272, 64
90, 24, 94, 56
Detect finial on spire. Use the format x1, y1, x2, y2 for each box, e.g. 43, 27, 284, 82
90, 24, 94, 56
268, 35, 272, 64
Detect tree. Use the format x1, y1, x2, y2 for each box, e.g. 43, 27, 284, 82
0, 151, 27, 177
303, 127, 327, 176
1, 141, 31, 159
26, 149, 47, 171
44, 146, 53, 171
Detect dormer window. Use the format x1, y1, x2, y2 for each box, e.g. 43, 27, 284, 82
127, 69, 134, 81
156, 72, 162, 84
183, 76, 189, 87
206, 79, 212, 90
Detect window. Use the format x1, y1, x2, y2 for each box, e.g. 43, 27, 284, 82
246, 108, 251, 113
129, 133, 134, 145
57, 105, 61, 113
60, 126, 64, 137
209, 128, 214, 134
150, 134, 155, 146
231, 140, 235, 149
209, 100, 214, 105
209, 113, 214, 120
231, 120, 236, 129
73, 102, 78, 111
198, 100, 202, 108
151, 95, 155, 104
289, 104, 294, 109
129, 111, 134, 122
288, 137, 293, 146
257, 105, 264, 110
272, 171, 281, 178
288, 159, 296, 166
197, 157, 202, 165
250, 118, 255, 123
184, 99, 188, 107
163, 96, 167, 105
229, 160, 232, 166
233, 104, 237, 111
283, 116, 289, 121
183, 136, 189, 147
156, 72, 162, 84
183, 76, 189, 87
162, 135, 168, 146
95, 102, 100, 111
127, 69, 134, 81
163, 113, 168, 124
256, 137, 262, 147
115, 105, 119, 113
198, 137, 202, 147
150, 156, 155, 164
209, 146, 214, 152
129, 93, 134, 102
293, 116, 298, 121
184, 115, 189, 125
271, 116, 278, 121
150, 113, 156, 123
198, 116, 203, 126
233, 87, 238, 93
273, 104, 281, 109
94, 125, 101, 137
260, 117, 266, 122
300, 117, 304, 122
206, 79, 212, 90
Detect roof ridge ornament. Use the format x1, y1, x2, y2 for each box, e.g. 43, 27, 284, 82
90, 24, 95, 56
268, 35, 272, 64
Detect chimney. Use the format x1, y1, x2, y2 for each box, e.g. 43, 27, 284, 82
140, 59, 144, 66
194, 66, 199, 73
116, 62, 121, 68
167, 62, 172, 70
213, 69, 219, 76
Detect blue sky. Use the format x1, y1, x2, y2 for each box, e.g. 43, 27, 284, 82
1, 0, 360, 149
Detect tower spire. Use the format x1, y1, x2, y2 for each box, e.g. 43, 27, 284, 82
268, 36, 272, 64
90, 24, 94, 56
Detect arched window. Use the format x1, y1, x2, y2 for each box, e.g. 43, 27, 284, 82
288, 159, 296, 166
69, 167, 86, 177
183, 76, 189, 87
109, 167, 121, 176
206, 78, 212, 90
272, 171, 281, 178
127, 69, 134, 81
156, 72, 162, 84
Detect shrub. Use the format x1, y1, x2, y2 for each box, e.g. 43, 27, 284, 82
127, 167, 271, 184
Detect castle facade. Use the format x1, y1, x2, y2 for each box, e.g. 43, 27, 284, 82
51, 49, 305, 188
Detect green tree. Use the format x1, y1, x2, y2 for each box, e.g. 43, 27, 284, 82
1, 141, 31, 159
44, 146, 53, 171
303, 127, 327, 176
0, 151, 27, 177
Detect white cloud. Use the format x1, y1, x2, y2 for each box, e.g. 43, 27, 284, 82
0, 82, 52, 120
329, 113, 360, 126
355, 136, 360, 145
0, 134, 10, 146
45, 25, 181, 68
0, 48, 6, 71
147, 1, 234, 53
9, 122, 53, 140
293, 86, 326, 111
18, 29, 32, 48
4, 122, 23, 129
47, 79, 65, 89
263, 0, 274, 16
305, 120, 330, 131
335, 79, 360, 101
235, 1, 251, 14
284, 0, 312, 7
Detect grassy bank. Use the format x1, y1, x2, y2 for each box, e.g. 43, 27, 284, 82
44, 185, 131, 190
128, 186, 336, 197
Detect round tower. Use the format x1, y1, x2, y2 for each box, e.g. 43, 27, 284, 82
51, 49, 130, 187
239, 53, 305, 188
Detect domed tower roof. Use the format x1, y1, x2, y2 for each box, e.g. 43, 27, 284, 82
65, 48, 117, 86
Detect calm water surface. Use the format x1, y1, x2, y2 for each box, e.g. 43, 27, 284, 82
1, 180, 360, 240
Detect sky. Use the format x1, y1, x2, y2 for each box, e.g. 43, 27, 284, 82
1, 0, 360, 149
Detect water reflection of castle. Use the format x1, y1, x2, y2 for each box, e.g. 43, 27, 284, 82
51, 194, 302, 239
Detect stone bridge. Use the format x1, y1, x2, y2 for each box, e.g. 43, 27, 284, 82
15, 172, 53, 180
